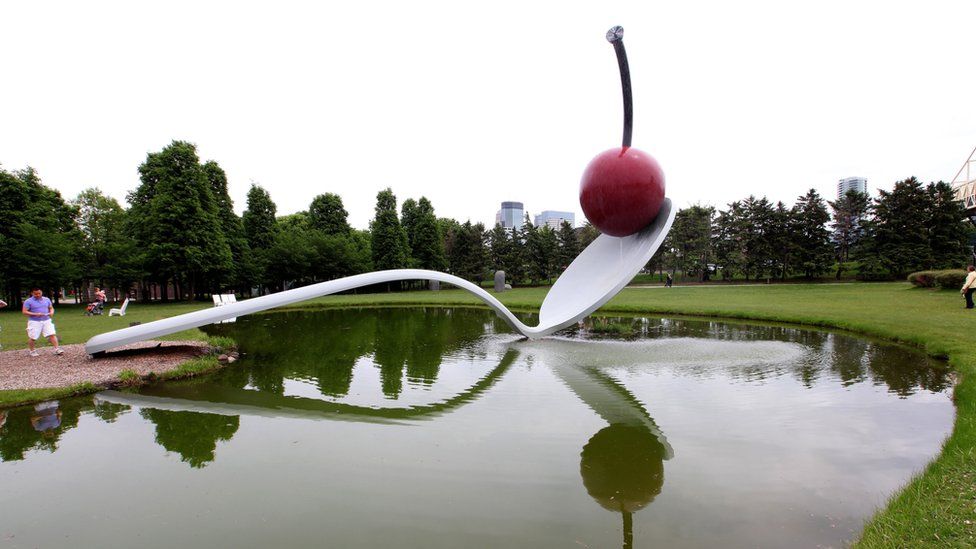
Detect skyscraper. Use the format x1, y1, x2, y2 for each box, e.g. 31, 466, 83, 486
495, 201, 525, 230
534, 210, 575, 230
837, 177, 867, 198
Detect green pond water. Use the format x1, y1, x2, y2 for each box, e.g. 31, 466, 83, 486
0, 308, 955, 548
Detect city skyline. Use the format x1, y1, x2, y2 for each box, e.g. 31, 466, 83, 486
1, 2, 973, 230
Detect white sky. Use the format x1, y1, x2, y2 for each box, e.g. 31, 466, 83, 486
2, 1, 974, 229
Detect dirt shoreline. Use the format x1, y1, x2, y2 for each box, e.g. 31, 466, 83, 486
0, 341, 209, 391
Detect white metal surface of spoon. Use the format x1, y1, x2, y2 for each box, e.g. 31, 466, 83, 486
84, 199, 674, 354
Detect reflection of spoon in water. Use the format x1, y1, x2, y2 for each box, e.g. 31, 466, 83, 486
544, 357, 671, 549
84, 24, 675, 354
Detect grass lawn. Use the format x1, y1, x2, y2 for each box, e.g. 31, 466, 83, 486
0, 300, 211, 351
1, 282, 973, 546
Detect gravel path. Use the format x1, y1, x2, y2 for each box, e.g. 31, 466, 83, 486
0, 341, 208, 390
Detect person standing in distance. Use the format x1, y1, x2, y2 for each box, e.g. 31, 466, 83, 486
962, 265, 976, 309
23, 288, 63, 356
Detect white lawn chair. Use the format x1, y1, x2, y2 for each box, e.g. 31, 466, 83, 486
109, 298, 130, 317
219, 294, 237, 323
212, 294, 224, 307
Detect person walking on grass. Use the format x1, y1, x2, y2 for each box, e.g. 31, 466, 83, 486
962, 265, 976, 309
23, 288, 63, 357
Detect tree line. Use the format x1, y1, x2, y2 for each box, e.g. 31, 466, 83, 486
0, 141, 587, 306
1, 139, 970, 306
654, 183, 970, 282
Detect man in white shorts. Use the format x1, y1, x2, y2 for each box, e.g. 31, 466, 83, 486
22, 288, 63, 357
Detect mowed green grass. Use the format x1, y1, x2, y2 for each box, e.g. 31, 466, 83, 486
0, 300, 211, 351
1, 282, 973, 546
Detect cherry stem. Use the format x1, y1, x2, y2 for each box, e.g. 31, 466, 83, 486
606, 26, 633, 149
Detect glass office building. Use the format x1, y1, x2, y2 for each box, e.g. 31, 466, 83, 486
495, 201, 525, 230
534, 210, 575, 230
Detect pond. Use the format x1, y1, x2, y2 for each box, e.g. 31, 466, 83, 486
0, 308, 954, 548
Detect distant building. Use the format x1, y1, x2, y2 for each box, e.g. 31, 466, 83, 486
837, 177, 867, 199
495, 201, 525, 230
534, 210, 575, 230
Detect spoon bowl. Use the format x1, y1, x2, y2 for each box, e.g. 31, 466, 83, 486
85, 199, 674, 354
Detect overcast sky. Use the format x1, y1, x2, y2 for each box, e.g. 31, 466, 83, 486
3, 1, 974, 229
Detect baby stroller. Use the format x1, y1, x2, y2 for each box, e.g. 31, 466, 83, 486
85, 300, 105, 316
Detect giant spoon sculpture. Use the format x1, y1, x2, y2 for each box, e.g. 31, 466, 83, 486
85, 26, 675, 355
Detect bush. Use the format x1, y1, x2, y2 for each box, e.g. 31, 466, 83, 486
907, 271, 939, 288
935, 270, 967, 290
907, 270, 968, 289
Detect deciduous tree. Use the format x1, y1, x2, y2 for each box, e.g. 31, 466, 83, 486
309, 193, 351, 235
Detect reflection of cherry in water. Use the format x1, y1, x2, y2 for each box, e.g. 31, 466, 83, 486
580, 423, 666, 549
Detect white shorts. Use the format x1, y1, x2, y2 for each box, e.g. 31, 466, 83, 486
27, 319, 56, 340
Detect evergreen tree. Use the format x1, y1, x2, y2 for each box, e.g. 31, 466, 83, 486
488, 224, 511, 273
792, 189, 832, 278
742, 196, 775, 280
925, 181, 968, 268
556, 221, 580, 271
578, 222, 601, 249
438, 217, 461, 270
447, 221, 488, 283
768, 201, 796, 280
829, 188, 870, 278
309, 193, 351, 235
524, 219, 559, 284
504, 225, 526, 285
863, 177, 931, 278
370, 188, 409, 271
668, 205, 714, 281
713, 201, 747, 280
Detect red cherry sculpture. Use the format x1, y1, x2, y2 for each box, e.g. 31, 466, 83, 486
579, 26, 665, 237
580, 147, 664, 237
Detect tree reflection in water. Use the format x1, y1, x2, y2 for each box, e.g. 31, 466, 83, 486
140, 409, 240, 468
0, 398, 128, 462
575, 316, 950, 395
204, 307, 492, 399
